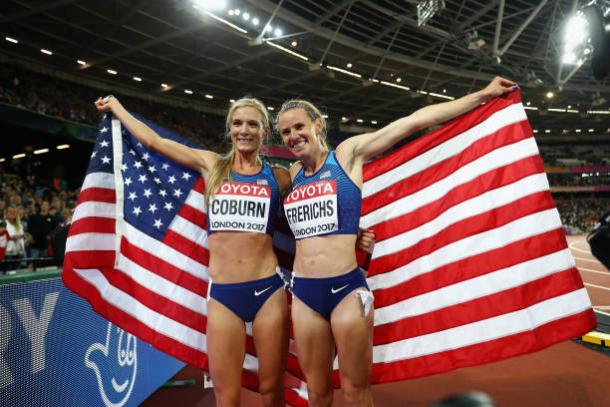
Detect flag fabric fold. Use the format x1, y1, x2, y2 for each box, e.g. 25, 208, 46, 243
359, 90, 596, 383
63, 91, 595, 405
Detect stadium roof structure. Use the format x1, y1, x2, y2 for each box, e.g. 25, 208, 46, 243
1, 0, 609, 139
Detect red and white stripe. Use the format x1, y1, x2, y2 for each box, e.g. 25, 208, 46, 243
358, 91, 596, 382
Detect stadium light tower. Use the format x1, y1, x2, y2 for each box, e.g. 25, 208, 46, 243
561, 1, 610, 80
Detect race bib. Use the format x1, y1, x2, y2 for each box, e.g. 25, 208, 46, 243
209, 181, 271, 233
284, 180, 338, 238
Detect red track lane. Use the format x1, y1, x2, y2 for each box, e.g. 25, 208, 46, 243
143, 234, 610, 407
568, 235, 610, 316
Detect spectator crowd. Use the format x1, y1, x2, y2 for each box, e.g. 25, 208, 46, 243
554, 194, 610, 233
0, 64, 227, 151
1, 64, 609, 274
0, 171, 76, 273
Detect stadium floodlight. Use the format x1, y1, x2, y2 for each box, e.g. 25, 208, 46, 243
274, 28, 283, 37
184, 89, 193, 94
5, 37, 18, 44
41, 49, 53, 55
265, 40, 309, 61
107, 69, 117, 75
13, 153, 26, 159
371, 120, 377, 125
327, 65, 362, 79
56, 144, 70, 150
546, 91, 554, 99
196, 0, 226, 10
562, 3, 610, 79
34, 148, 49, 155
133, 76, 142, 82
243, 12, 250, 21
252, 17, 259, 26
204, 11, 248, 34
77, 60, 87, 65
380, 80, 411, 92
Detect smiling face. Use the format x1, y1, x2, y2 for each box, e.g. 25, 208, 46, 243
278, 108, 324, 159
228, 106, 268, 156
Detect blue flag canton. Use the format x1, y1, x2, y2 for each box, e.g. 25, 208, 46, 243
121, 126, 198, 241
86, 116, 115, 175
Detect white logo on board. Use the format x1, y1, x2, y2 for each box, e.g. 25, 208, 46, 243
85, 322, 137, 407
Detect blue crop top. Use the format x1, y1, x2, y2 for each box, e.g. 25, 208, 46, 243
284, 151, 361, 239
208, 163, 281, 235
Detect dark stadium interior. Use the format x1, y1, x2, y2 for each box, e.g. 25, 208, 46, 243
1, 1, 610, 406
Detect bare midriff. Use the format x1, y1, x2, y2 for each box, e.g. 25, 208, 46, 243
207, 232, 278, 283
292, 234, 357, 278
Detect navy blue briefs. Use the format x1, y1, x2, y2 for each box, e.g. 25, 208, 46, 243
291, 267, 369, 320
209, 272, 285, 322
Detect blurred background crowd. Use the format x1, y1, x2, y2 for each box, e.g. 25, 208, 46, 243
0, 66, 608, 274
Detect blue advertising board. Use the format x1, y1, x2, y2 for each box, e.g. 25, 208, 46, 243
0, 277, 186, 406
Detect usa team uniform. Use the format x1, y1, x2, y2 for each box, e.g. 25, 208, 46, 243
285, 151, 371, 320
207, 163, 285, 322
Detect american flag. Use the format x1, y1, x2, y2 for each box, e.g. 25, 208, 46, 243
359, 90, 596, 383
63, 90, 596, 405
62, 115, 210, 366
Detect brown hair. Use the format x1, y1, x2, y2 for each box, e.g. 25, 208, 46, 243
205, 98, 270, 203
277, 99, 329, 151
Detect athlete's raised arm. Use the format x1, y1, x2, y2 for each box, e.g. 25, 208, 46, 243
94, 96, 219, 175
337, 76, 515, 166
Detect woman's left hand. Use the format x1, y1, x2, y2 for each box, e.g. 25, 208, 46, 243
480, 76, 516, 101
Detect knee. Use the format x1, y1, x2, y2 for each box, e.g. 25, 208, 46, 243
259, 379, 284, 407
212, 383, 241, 407
342, 380, 371, 406
307, 387, 334, 407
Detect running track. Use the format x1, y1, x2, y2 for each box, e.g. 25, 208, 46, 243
144, 235, 610, 406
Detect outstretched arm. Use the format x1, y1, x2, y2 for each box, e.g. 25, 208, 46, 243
337, 77, 516, 165
94, 96, 219, 175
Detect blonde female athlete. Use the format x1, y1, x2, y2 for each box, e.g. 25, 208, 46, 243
95, 96, 290, 407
